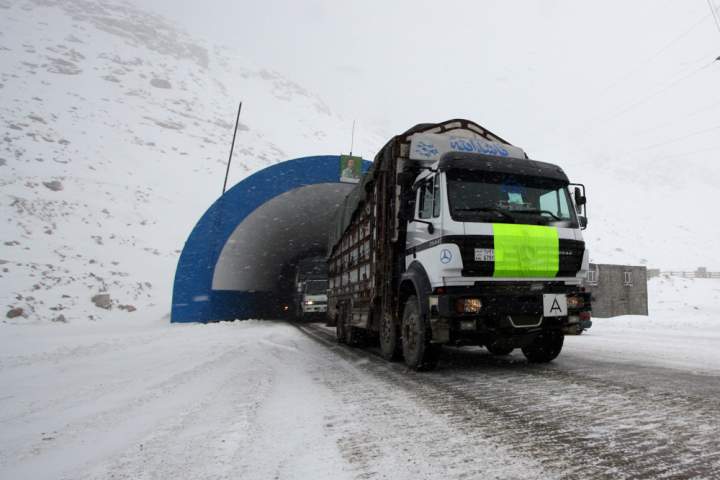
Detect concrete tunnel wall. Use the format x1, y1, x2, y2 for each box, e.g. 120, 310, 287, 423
171, 155, 371, 323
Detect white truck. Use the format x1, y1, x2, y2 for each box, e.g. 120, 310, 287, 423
299, 279, 328, 320
293, 257, 328, 321
327, 119, 592, 370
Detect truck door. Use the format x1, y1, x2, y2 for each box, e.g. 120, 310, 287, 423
408, 174, 443, 249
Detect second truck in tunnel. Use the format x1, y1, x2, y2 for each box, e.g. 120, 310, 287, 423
327, 119, 591, 370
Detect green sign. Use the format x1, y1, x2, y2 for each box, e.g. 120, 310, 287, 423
339, 155, 362, 183
493, 224, 559, 278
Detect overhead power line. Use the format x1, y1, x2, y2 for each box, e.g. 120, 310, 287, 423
709, 0, 720, 33
627, 124, 720, 154
643, 144, 720, 161
597, 57, 717, 125
597, 12, 712, 96
631, 97, 720, 136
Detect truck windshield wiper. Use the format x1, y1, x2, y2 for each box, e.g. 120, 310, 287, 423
454, 207, 516, 222
511, 209, 562, 221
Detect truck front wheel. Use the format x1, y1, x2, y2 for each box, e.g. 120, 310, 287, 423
379, 311, 402, 361
401, 295, 438, 371
521, 329, 564, 363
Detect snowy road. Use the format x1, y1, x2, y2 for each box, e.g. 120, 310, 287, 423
1, 319, 719, 479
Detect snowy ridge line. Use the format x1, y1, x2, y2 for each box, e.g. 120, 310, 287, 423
658, 270, 720, 278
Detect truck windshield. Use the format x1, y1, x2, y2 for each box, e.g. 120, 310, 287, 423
305, 280, 328, 295
446, 170, 577, 227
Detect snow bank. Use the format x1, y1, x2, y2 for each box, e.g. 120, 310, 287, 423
565, 276, 720, 375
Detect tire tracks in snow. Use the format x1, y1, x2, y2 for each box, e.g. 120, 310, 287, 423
296, 323, 557, 479
297, 323, 720, 479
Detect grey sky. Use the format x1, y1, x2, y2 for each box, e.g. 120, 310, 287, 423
148, 0, 719, 168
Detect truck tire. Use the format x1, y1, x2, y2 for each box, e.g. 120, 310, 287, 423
345, 325, 365, 347
336, 304, 347, 344
379, 312, 402, 361
401, 295, 438, 371
521, 329, 564, 363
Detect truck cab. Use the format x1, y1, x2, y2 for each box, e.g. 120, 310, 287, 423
327, 119, 592, 370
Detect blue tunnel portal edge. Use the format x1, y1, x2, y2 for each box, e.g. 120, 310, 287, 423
171, 155, 371, 323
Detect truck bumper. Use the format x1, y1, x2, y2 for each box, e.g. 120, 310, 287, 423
302, 305, 327, 314
427, 288, 591, 345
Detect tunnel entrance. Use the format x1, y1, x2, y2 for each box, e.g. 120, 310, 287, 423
171, 155, 370, 323
212, 183, 355, 318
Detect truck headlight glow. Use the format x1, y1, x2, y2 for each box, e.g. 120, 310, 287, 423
304, 300, 314, 305
567, 296, 584, 309
455, 298, 482, 314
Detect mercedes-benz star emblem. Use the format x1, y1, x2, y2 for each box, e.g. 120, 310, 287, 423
440, 249, 452, 264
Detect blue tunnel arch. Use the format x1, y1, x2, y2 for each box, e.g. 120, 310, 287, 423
171, 155, 371, 323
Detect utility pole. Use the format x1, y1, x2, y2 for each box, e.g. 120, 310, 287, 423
349, 119, 356, 156
222, 101, 243, 195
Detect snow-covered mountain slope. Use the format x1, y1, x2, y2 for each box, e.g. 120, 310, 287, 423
561, 150, 720, 274
0, 0, 384, 323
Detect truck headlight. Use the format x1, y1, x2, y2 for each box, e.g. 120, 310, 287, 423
567, 296, 584, 309
304, 300, 314, 305
455, 298, 482, 314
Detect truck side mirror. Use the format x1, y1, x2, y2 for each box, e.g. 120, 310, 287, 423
407, 217, 435, 234
399, 192, 416, 222
578, 216, 588, 229
574, 187, 586, 207
396, 172, 415, 188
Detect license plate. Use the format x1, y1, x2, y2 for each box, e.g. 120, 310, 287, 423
474, 248, 494, 262
543, 294, 567, 317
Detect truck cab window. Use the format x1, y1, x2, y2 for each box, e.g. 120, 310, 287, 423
446, 170, 577, 226
539, 190, 570, 218
432, 175, 441, 218
418, 178, 434, 219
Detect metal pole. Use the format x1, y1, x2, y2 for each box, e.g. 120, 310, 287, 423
350, 119, 356, 156
222, 101, 243, 195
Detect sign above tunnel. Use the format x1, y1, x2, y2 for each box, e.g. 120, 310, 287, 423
339, 155, 363, 183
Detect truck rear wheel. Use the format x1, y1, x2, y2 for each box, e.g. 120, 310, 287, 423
521, 329, 563, 363
401, 295, 438, 371
345, 325, 365, 347
379, 312, 402, 361
336, 304, 347, 344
